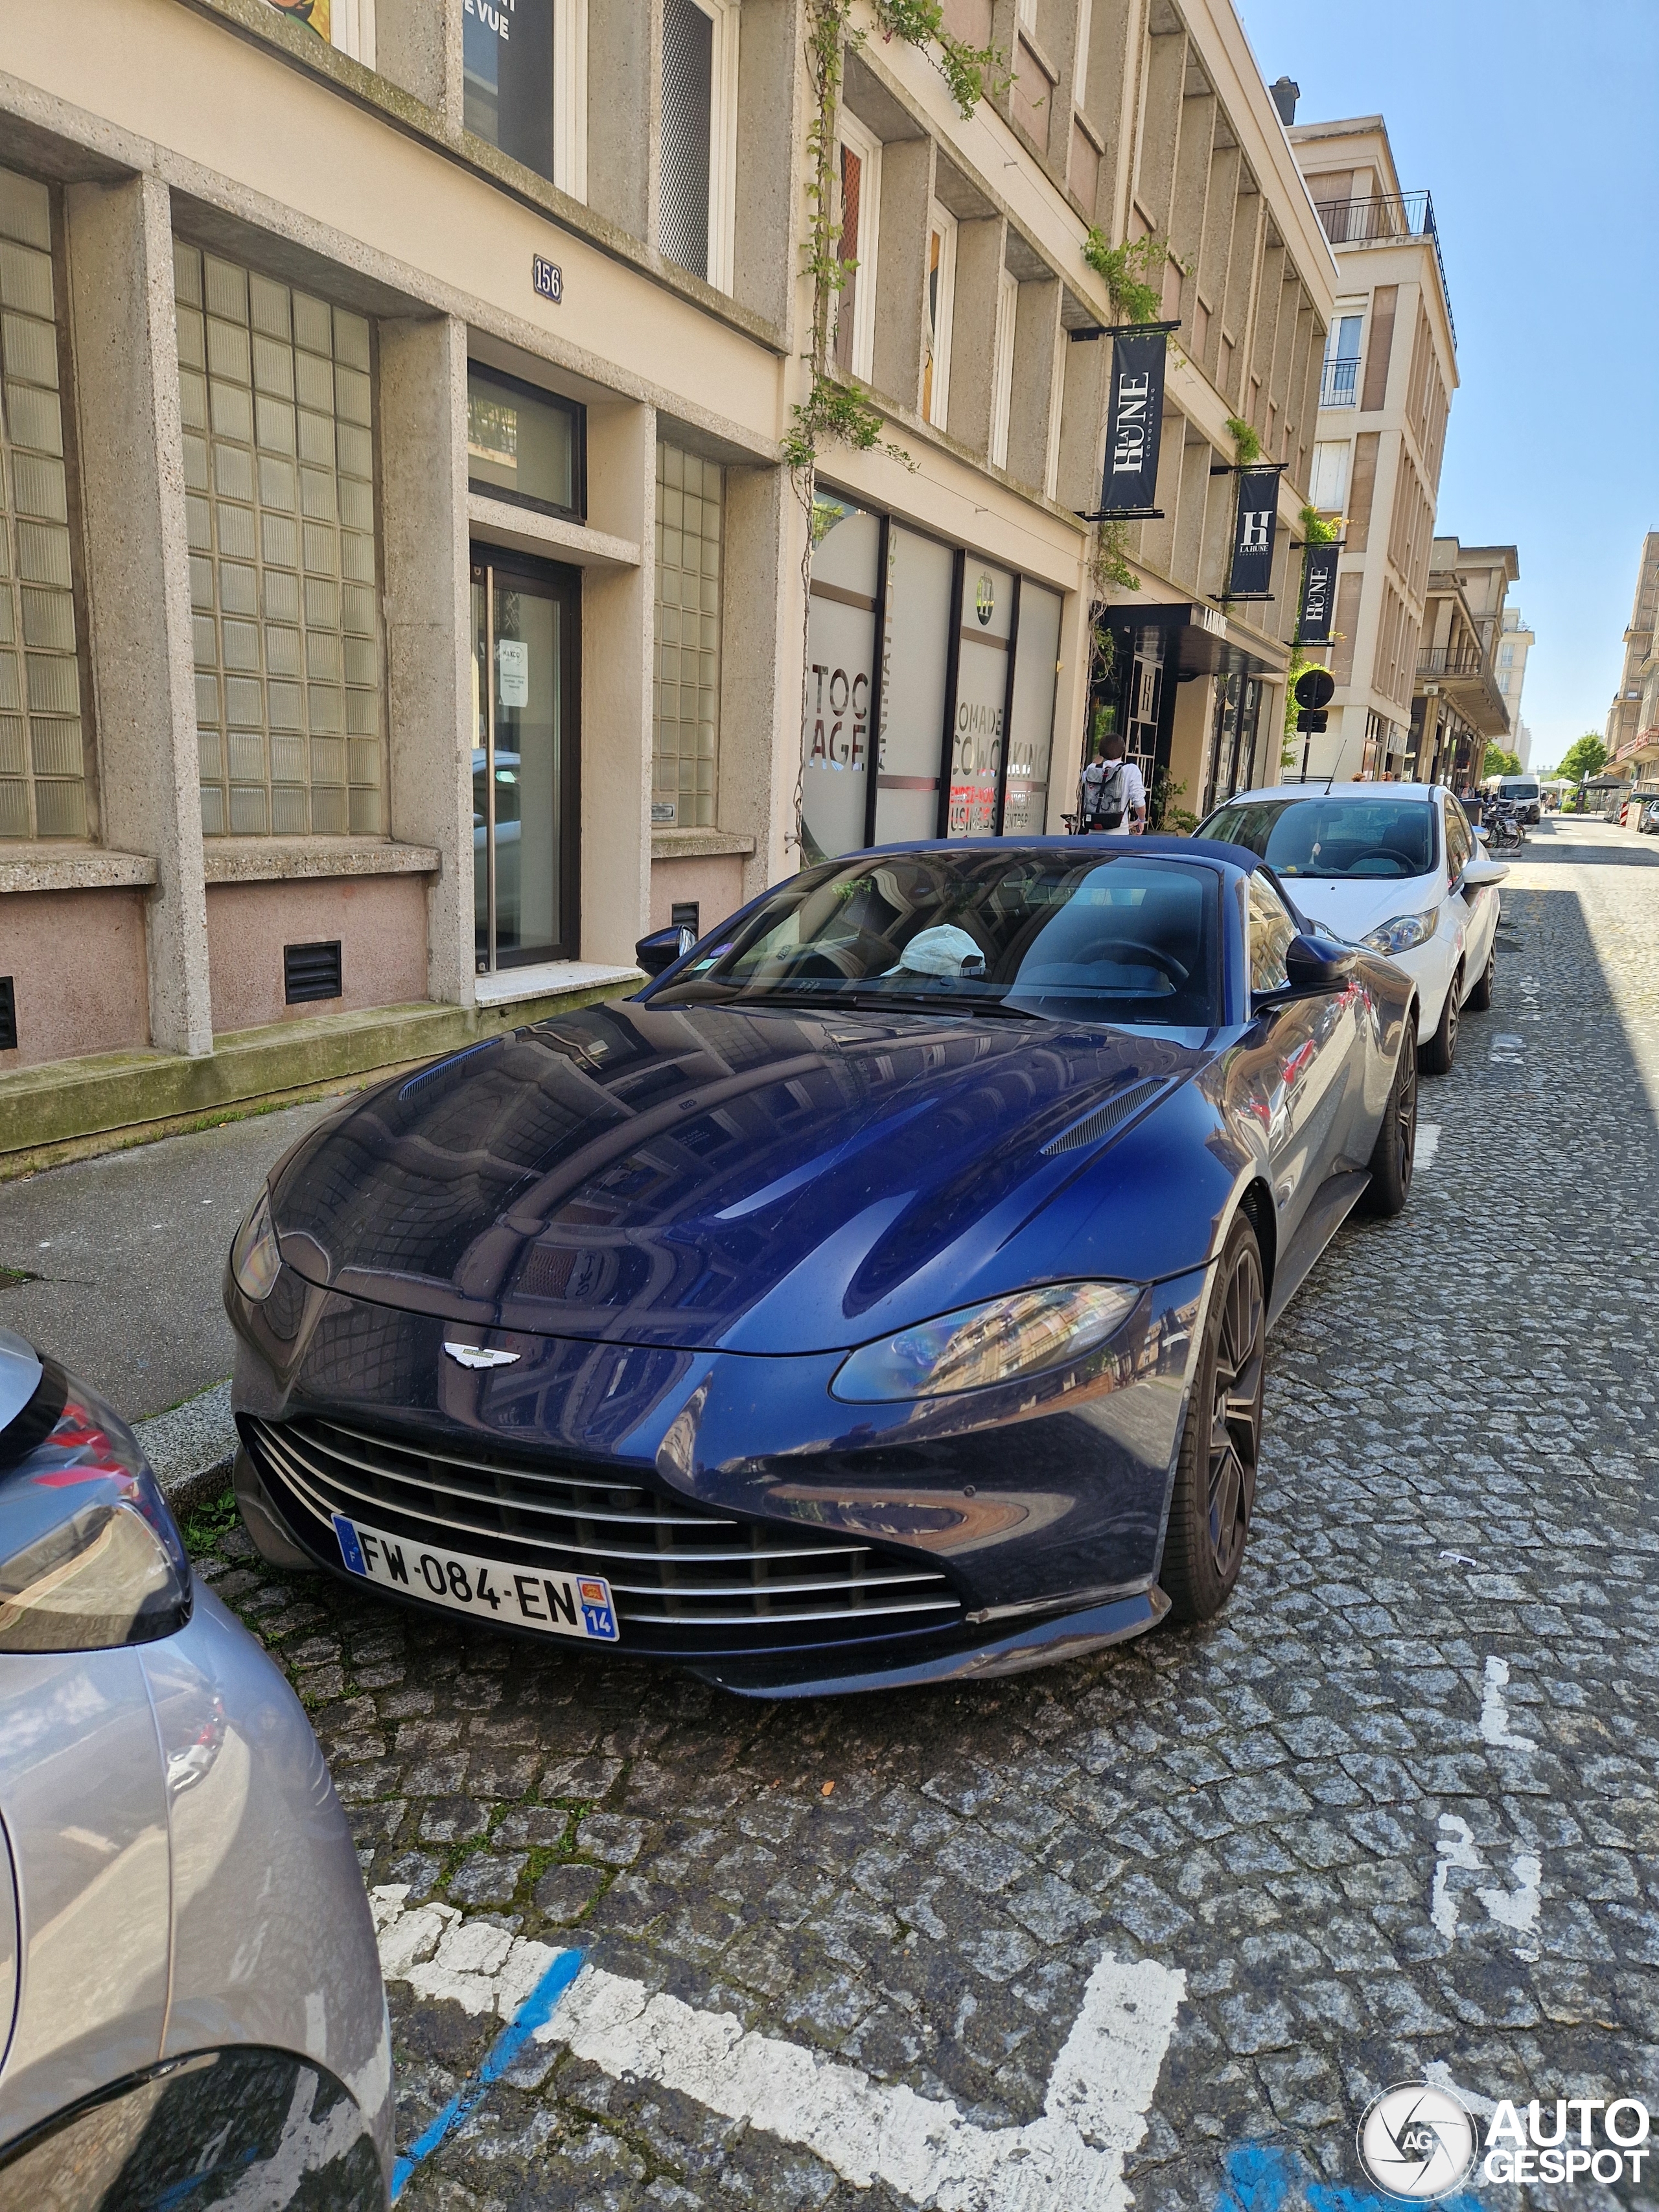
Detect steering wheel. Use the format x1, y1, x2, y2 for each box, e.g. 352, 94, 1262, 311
1352, 847, 1422, 878
1096, 938, 1189, 986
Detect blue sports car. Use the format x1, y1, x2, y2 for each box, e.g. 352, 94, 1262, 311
224, 838, 1418, 1697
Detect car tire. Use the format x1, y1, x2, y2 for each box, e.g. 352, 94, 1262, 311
1362, 1019, 1417, 1217
1160, 1215, 1264, 1626
1467, 943, 1494, 1011
1422, 964, 1461, 1073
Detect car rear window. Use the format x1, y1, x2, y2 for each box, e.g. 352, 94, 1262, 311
651, 848, 1222, 1027
1199, 797, 1438, 880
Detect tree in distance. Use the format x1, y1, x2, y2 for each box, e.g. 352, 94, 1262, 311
1557, 732, 1609, 784
1482, 743, 1522, 779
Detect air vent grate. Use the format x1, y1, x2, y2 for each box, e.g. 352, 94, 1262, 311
0, 977, 14, 1053
1042, 1076, 1167, 1156
284, 940, 343, 1005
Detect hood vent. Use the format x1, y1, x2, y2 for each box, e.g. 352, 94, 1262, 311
1042, 1076, 1168, 1156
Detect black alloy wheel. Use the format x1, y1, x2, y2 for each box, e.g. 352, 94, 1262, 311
1422, 964, 1461, 1073
1161, 1217, 1265, 1624
1468, 944, 1495, 1011
1362, 1019, 1417, 1217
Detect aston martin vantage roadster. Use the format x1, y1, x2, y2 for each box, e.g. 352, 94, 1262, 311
224, 837, 1417, 1697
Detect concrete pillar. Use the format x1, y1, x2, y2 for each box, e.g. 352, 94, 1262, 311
379, 314, 474, 1008
946, 218, 1006, 460
590, 0, 656, 245
581, 401, 655, 963
872, 137, 934, 415
373, 0, 461, 119
1054, 320, 1109, 516
719, 461, 802, 899
1006, 277, 1062, 495
64, 174, 212, 1058
733, 0, 801, 332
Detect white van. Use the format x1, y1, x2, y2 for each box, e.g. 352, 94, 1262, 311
1485, 773, 1541, 826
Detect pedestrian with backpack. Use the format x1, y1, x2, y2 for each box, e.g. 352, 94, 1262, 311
1076, 733, 1147, 834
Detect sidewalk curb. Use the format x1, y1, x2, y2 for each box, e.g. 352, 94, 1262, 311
135, 1378, 238, 1517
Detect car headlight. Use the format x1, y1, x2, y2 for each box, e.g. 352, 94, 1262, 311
831, 1281, 1140, 1403
230, 1186, 283, 1302
1360, 906, 1439, 955
0, 1369, 192, 1653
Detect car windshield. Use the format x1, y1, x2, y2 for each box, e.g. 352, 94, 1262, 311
651, 848, 1222, 1027
1200, 797, 1439, 880
1498, 778, 1538, 799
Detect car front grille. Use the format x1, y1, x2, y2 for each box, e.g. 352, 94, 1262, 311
244, 1413, 964, 1657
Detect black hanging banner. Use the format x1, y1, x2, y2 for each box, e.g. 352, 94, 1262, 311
1228, 467, 1280, 597
1097, 329, 1168, 517
1298, 540, 1338, 646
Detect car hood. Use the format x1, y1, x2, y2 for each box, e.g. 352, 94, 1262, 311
1283, 870, 1441, 944
268, 999, 1213, 1353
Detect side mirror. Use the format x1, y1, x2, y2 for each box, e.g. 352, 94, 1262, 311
1461, 855, 1508, 888
1471, 822, 1491, 841
635, 924, 695, 978
1283, 931, 1356, 992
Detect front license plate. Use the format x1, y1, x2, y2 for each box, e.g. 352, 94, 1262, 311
331, 1513, 619, 1642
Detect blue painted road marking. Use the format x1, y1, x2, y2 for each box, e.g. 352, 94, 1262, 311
389, 1947, 585, 2201
1218, 2142, 1487, 2212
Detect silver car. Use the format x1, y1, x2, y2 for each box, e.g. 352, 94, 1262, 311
0, 1329, 392, 2206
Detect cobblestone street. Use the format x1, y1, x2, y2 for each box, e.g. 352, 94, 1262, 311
187, 817, 1659, 2212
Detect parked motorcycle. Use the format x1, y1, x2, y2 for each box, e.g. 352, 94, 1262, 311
1483, 800, 1524, 854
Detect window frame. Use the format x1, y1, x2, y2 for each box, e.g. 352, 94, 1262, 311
660, 0, 740, 292
835, 108, 881, 384
922, 201, 957, 433
990, 265, 1018, 472
465, 362, 587, 524
1308, 438, 1350, 512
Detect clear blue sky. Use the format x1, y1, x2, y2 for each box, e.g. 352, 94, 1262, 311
1235, 0, 1658, 769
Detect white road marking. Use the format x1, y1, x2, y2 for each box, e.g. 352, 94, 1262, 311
371, 1888, 1185, 2212
1416, 1123, 1441, 1171
1476, 1854, 1542, 1948
1431, 1815, 1482, 1939
1424, 2060, 1497, 2119
1490, 1032, 1526, 1060
1479, 1655, 1537, 1751
1429, 1814, 1542, 1958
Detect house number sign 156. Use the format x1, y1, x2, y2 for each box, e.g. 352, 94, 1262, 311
533, 254, 563, 303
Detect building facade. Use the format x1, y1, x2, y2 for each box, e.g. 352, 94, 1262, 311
0, 0, 1330, 1158
1286, 113, 1456, 782
1605, 532, 1659, 798
1410, 537, 1516, 791
1494, 606, 1533, 765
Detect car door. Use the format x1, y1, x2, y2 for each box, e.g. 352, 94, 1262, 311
1444, 795, 1496, 984
1241, 871, 1359, 1244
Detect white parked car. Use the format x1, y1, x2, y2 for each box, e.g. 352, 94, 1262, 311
1198, 782, 1507, 1071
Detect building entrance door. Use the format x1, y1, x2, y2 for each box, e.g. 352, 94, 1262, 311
471, 551, 579, 973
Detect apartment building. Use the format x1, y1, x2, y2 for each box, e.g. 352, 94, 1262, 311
1410, 537, 1516, 791
1605, 532, 1659, 795
1287, 112, 1455, 782
0, 0, 1330, 1159
1494, 606, 1534, 765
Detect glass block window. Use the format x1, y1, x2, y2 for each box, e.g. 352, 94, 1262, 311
652, 441, 722, 830
175, 241, 383, 837
0, 167, 87, 840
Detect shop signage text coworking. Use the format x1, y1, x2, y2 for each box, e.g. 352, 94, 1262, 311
1098, 329, 1168, 517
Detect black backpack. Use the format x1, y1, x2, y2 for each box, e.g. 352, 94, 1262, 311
1080, 758, 1128, 830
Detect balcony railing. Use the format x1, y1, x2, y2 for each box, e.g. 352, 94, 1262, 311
1312, 190, 1456, 347
1417, 644, 1486, 681
1319, 357, 1360, 409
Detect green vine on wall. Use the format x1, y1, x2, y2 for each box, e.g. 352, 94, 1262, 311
784, 0, 1003, 850
1225, 414, 1261, 465
1080, 229, 1168, 326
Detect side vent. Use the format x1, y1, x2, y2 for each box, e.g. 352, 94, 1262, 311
0, 977, 15, 1053
284, 940, 343, 1005
1042, 1076, 1168, 1156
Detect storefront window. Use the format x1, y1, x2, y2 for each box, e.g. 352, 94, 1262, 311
467, 366, 582, 518
177, 242, 384, 837
652, 441, 723, 830
948, 560, 1013, 835
1005, 583, 1060, 832
802, 496, 880, 863
0, 167, 88, 840
465, 0, 555, 181
874, 528, 952, 844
